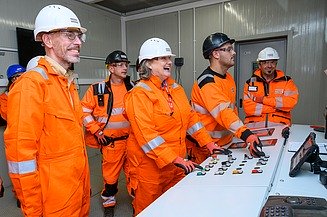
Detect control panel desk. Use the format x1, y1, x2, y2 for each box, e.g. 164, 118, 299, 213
138, 126, 287, 217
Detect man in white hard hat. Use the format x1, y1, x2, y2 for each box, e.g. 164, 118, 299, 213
4, 5, 90, 216
243, 47, 299, 128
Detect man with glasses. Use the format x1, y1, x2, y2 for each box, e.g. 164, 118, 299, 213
4, 5, 90, 216
243, 47, 298, 128
81, 50, 134, 216
187, 32, 264, 164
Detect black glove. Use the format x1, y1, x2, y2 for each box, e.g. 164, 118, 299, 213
248, 140, 265, 158
94, 130, 109, 146
173, 157, 201, 175
214, 148, 232, 155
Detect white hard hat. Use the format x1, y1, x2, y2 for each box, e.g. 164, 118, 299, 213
26, 56, 42, 71
257, 47, 280, 61
138, 38, 176, 63
34, 5, 87, 41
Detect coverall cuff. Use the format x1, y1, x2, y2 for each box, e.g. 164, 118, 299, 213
240, 129, 253, 142
89, 125, 101, 135
154, 151, 176, 169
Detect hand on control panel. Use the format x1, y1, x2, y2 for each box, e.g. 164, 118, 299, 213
173, 156, 203, 175
206, 142, 232, 155
246, 134, 265, 158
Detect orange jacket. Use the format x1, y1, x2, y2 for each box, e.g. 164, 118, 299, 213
191, 67, 251, 146
243, 69, 299, 127
0, 92, 8, 120
125, 76, 212, 169
4, 57, 90, 216
81, 77, 133, 147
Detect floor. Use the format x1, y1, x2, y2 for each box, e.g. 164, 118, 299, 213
0, 147, 133, 217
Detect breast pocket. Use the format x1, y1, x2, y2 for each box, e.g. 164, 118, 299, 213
43, 105, 81, 153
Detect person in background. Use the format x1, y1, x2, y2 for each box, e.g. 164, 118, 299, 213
0, 64, 25, 123
0, 64, 25, 205
243, 47, 299, 128
81, 50, 134, 216
4, 4, 90, 216
124, 37, 216, 215
187, 32, 264, 164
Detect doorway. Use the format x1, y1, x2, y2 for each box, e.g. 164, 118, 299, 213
235, 37, 287, 120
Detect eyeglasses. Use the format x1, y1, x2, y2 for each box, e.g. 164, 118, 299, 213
216, 47, 234, 52
50, 29, 86, 42
112, 62, 129, 68
260, 60, 277, 65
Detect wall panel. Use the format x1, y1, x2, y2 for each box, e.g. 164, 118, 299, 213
125, 0, 326, 125
0, 0, 122, 80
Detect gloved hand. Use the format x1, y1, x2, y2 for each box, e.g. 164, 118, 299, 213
246, 134, 265, 157
94, 130, 108, 146
206, 142, 232, 155
173, 157, 201, 174
0, 177, 4, 198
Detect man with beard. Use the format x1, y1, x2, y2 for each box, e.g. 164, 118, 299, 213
4, 5, 90, 216
81, 50, 134, 217
187, 32, 264, 164
243, 47, 298, 128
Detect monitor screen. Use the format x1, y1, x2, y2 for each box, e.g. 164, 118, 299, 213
16, 27, 45, 68
289, 132, 317, 177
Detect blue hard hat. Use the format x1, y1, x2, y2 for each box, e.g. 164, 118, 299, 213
6, 64, 26, 79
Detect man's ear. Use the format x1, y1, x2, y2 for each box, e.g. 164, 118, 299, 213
41, 34, 53, 48
211, 50, 220, 59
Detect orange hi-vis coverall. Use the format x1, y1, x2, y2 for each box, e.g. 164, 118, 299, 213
243, 69, 299, 128
0, 92, 8, 121
124, 76, 212, 215
81, 76, 133, 201
4, 57, 90, 217
188, 67, 253, 164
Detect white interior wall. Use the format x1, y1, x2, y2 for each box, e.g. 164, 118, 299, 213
124, 0, 327, 126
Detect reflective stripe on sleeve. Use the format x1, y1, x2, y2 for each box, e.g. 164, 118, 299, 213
210, 102, 231, 118
243, 94, 250, 100
136, 82, 152, 91
229, 120, 244, 133
141, 136, 165, 153
254, 103, 263, 116
111, 108, 124, 116
82, 107, 93, 113
276, 97, 283, 109
284, 90, 298, 96
192, 103, 209, 114
83, 115, 95, 125
97, 116, 108, 123
8, 159, 37, 174
187, 122, 203, 136
198, 74, 214, 84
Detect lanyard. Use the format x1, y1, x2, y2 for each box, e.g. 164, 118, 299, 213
161, 80, 174, 115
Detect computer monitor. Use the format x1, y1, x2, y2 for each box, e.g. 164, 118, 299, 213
289, 132, 318, 177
